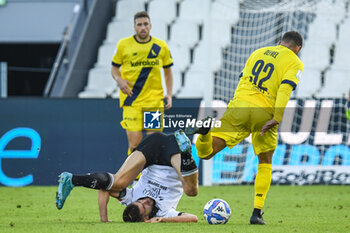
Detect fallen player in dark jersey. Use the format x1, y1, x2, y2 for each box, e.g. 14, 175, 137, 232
56, 130, 198, 223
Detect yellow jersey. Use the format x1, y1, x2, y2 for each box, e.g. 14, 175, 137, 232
112, 36, 173, 107
234, 45, 303, 108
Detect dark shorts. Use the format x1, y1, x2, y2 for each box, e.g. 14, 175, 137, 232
135, 132, 181, 168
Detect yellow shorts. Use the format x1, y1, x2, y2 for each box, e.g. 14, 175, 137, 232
121, 102, 164, 132
211, 99, 277, 155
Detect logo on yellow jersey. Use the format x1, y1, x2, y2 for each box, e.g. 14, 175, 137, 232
151, 49, 157, 57
147, 43, 161, 58
130, 59, 159, 67
296, 70, 302, 80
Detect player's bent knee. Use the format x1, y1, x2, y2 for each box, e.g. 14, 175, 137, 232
112, 176, 129, 191
183, 184, 198, 196
184, 187, 198, 196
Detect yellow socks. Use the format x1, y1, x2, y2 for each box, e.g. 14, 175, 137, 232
127, 148, 132, 155
195, 133, 213, 159
254, 163, 272, 209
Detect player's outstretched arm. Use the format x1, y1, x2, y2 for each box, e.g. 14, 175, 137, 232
98, 190, 124, 222
145, 213, 198, 223
98, 190, 111, 222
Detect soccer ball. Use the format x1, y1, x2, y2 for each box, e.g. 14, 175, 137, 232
203, 199, 231, 224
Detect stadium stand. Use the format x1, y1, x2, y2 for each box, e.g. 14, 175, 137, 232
179, 0, 206, 23
148, 0, 177, 24
95, 42, 117, 68
296, 68, 322, 98
177, 67, 205, 97
79, 0, 350, 99
314, 0, 349, 98
79, 0, 239, 98
167, 41, 191, 72
79, 40, 117, 98
114, 0, 146, 21
171, 69, 183, 95
78, 67, 117, 98
105, 21, 134, 43
191, 42, 222, 72
297, 0, 348, 98
318, 70, 348, 97
0, 0, 114, 97
149, 19, 168, 40
169, 19, 200, 48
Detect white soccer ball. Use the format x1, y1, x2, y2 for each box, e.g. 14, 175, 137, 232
203, 198, 231, 224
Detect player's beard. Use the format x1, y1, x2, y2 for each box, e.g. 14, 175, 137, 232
138, 30, 149, 40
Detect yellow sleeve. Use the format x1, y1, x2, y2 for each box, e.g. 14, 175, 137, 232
162, 43, 173, 68
273, 83, 293, 123
112, 41, 123, 67
281, 62, 303, 90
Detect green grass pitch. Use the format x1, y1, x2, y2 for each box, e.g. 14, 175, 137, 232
1, 185, 349, 233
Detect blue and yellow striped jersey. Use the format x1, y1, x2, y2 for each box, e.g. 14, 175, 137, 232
112, 36, 173, 107
234, 45, 303, 108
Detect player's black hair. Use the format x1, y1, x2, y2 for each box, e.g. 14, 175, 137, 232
134, 11, 150, 22
122, 197, 158, 222
123, 203, 142, 222
282, 31, 303, 47
148, 201, 159, 219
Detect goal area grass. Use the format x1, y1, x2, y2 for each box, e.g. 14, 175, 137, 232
1, 185, 349, 233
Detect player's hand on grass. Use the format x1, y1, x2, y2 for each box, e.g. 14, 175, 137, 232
100, 217, 112, 223
117, 78, 133, 97
165, 94, 172, 109
145, 217, 163, 223
260, 119, 279, 136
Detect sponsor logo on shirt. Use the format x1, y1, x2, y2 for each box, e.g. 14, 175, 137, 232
296, 70, 302, 80
130, 59, 160, 67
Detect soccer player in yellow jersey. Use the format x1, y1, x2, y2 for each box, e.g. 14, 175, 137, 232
111, 11, 174, 156
187, 31, 304, 225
